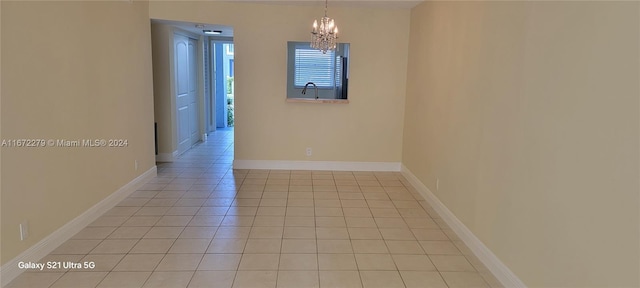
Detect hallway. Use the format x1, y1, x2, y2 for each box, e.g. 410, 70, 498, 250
7, 128, 498, 288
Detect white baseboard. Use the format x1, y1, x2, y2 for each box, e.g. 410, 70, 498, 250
400, 164, 526, 288
0, 166, 157, 287
233, 160, 401, 171
156, 150, 179, 162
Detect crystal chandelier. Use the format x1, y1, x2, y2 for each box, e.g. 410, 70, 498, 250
311, 0, 339, 54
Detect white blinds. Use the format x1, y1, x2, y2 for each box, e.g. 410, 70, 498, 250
294, 48, 339, 88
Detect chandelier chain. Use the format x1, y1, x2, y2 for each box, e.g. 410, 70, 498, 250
324, 0, 328, 17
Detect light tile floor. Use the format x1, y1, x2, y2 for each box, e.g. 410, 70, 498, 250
7, 128, 502, 288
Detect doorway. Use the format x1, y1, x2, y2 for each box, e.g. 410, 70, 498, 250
211, 40, 235, 129
150, 19, 234, 162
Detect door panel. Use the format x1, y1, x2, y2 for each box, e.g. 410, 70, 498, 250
188, 38, 199, 146
177, 106, 189, 142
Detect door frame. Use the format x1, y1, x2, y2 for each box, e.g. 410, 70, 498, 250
173, 30, 204, 155
209, 37, 234, 130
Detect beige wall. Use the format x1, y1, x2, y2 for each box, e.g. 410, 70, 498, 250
151, 22, 177, 156
149, 1, 409, 162
403, 1, 639, 286
1, 1, 155, 264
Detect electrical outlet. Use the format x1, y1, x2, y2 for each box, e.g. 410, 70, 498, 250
306, 147, 312, 156
436, 178, 440, 191
19, 220, 29, 241
134, 160, 138, 171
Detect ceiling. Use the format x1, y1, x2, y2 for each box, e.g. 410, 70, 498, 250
152, 1, 423, 37
239, 0, 425, 9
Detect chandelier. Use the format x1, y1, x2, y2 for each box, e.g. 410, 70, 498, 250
311, 0, 339, 54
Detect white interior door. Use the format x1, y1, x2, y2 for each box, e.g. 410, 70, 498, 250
175, 34, 199, 155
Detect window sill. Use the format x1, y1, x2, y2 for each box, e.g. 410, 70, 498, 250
286, 98, 349, 104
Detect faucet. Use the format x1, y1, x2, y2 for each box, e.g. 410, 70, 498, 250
302, 82, 318, 99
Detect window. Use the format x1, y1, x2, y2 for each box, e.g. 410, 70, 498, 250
294, 47, 340, 88
287, 42, 349, 100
